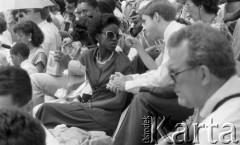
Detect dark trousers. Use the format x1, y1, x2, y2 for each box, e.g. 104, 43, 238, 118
113, 88, 193, 145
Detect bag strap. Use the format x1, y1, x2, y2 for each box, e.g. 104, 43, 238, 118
212, 93, 240, 112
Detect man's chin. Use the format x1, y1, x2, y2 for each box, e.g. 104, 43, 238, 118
178, 98, 192, 108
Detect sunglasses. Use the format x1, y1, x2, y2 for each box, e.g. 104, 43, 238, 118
15, 13, 24, 22
101, 31, 121, 40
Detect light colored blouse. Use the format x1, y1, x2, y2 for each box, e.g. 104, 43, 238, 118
28, 47, 47, 72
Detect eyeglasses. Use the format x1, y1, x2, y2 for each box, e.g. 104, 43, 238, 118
15, 13, 24, 22
101, 31, 121, 40
169, 66, 196, 83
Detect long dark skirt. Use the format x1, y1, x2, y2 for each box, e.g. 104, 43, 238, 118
36, 102, 113, 135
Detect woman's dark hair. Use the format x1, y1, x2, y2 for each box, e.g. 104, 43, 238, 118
97, 0, 116, 14
191, 0, 220, 14
13, 21, 44, 47
88, 13, 121, 43
0, 18, 7, 34
70, 17, 92, 45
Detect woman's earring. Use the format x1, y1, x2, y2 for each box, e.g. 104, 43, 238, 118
28, 38, 32, 41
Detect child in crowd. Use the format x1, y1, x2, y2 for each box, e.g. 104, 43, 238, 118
10, 42, 37, 75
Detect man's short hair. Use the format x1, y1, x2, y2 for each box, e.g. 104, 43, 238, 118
10, 43, 30, 59
0, 109, 46, 145
0, 67, 32, 107
78, 0, 99, 9
141, 0, 176, 21
168, 23, 236, 80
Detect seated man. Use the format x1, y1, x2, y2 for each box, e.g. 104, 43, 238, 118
0, 109, 46, 145
110, 1, 193, 145
0, 66, 59, 145
160, 23, 240, 144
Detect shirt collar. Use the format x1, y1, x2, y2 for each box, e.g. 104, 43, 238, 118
164, 21, 185, 44
200, 75, 240, 118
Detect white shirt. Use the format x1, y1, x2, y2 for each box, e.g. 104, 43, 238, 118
2, 30, 12, 44
42, 125, 60, 145
198, 75, 240, 145
20, 59, 38, 75
54, 12, 64, 26
0, 47, 11, 65
125, 21, 185, 94
38, 21, 62, 56
0, 34, 11, 46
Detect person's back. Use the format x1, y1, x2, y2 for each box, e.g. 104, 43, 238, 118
0, 66, 60, 145
38, 20, 62, 54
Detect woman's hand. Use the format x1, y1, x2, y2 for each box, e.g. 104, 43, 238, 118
54, 51, 72, 69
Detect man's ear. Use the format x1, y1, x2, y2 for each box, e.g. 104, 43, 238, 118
153, 12, 161, 22
16, 53, 22, 59
200, 65, 211, 86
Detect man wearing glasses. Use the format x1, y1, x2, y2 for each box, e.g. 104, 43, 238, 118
163, 23, 240, 144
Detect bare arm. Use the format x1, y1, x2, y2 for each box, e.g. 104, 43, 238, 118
125, 36, 158, 70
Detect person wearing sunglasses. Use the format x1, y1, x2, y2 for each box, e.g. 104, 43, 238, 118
35, 13, 132, 136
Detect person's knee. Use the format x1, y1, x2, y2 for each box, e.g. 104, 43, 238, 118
132, 92, 152, 105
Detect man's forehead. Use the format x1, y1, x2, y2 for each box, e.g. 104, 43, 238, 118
142, 14, 150, 19
168, 40, 189, 69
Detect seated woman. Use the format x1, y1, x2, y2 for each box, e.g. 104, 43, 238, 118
185, 0, 232, 41
35, 13, 132, 135
31, 17, 95, 106
13, 21, 47, 73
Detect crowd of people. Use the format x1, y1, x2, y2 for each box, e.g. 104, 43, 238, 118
0, 0, 240, 145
